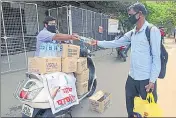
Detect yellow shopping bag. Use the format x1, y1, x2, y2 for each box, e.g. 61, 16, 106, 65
134, 93, 163, 117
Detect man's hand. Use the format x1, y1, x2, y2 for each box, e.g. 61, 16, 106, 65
90, 40, 98, 45
145, 82, 155, 92
71, 33, 80, 40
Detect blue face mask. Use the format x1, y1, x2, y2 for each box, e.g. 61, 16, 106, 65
47, 25, 56, 33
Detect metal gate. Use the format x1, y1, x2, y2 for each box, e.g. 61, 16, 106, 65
1, 1, 39, 74
48, 5, 111, 51
1, 2, 113, 74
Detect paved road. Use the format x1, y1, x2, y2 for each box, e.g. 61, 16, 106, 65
1, 38, 176, 117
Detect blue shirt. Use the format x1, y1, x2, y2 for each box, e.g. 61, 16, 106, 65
35, 28, 57, 56
98, 21, 161, 83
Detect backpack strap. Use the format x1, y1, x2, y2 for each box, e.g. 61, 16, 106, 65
145, 24, 153, 56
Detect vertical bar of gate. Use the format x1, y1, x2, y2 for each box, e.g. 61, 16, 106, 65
66, 6, 69, 34
100, 13, 102, 41
19, 3, 27, 68
48, 9, 51, 16
106, 15, 108, 41
68, 5, 72, 35
35, 4, 39, 33
86, 9, 87, 38
1, 4, 11, 71
81, 9, 84, 37
56, 7, 59, 30
90, 11, 93, 52
94, 12, 96, 51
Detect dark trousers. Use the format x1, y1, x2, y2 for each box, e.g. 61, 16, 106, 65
125, 75, 157, 117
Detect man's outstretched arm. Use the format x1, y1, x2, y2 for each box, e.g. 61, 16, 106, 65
94, 30, 132, 48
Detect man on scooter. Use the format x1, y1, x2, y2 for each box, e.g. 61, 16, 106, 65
90, 3, 161, 117
35, 16, 79, 56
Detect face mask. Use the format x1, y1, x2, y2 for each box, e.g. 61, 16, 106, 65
128, 12, 140, 25
47, 25, 56, 33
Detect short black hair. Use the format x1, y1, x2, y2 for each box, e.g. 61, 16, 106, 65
128, 2, 147, 15
43, 16, 56, 25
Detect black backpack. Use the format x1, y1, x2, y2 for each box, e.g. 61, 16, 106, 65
130, 25, 168, 79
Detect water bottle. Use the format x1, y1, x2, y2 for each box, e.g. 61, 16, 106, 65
53, 43, 58, 57
80, 36, 93, 44
39, 43, 47, 57
47, 43, 53, 57
45, 43, 49, 57
50, 43, 55, 57
57, 43, 62, 57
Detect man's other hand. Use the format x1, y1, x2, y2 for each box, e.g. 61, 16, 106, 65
145, 82, 155, 92
71, 33, 80, 40
90, 40, 97, 45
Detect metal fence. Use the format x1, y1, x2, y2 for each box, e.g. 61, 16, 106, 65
1, 2, 115, 74
1, 2, 39, 74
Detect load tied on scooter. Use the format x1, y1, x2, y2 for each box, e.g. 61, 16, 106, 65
14, 36, 97, 117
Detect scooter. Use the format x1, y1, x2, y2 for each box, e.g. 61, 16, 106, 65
114, 34, 129, 62
13, 41, 97, 117
116, 45, 128, 62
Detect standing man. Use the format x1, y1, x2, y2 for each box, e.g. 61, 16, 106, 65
91, 3, 161, 117
35, 16, 79, 56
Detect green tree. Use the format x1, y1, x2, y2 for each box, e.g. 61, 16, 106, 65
142, 1, 176, 34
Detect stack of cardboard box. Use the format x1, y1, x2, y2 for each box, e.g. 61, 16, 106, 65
75, 57, 89, 96
28, 44, 80, 74
28, 44, 89, 96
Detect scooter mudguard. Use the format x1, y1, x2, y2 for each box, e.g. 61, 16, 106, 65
87, 57, 95, 90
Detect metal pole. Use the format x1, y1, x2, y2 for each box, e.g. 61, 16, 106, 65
91, 11, 93, 52
82, 9, 84, 37
48, 9, 51, 16
68, 5, 73, 44
100, 13, 102, 41
86, 9, 87, 38
1, 4, 11, 71
19, 3, 28, 68
68, 5, 72, 35
35, 4, 39, 33
66, 6, 69, 34
106, 15, 108, 41
94, 12, 96, 51
56, 7, 59, 30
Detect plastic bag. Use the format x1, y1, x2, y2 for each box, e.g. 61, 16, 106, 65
134, 93, 163, 117
42, 72, 79, 114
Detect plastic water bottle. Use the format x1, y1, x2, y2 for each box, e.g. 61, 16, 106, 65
39, 43, 47, 57
80, 36, 93, 44
53, 43, 58, 57
50, 43, 55, 57
57, 43, 62, 57
47, 43, 53, 57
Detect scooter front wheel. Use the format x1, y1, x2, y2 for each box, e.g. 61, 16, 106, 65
87, 79, 97, 97
122, 58, 126, 62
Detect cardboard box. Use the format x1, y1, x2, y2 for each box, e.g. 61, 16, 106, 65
62, 57, 77, 73
61, 44, 80, 58
28, 57, 61, 74
89, 90, 111, 113
76, 81, 88, 96
75, 57, 87, 74
75, 69, 89, 82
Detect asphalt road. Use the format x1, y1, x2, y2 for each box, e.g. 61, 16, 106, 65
1, 38, 176, 117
